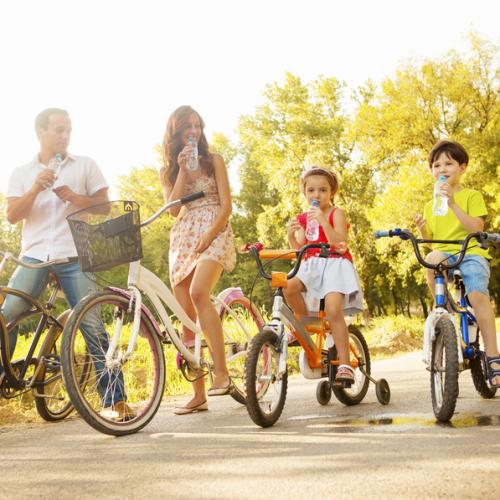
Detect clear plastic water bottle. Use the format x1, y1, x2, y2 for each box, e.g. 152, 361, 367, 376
305, 200, 320, 241
432, 175, 448, 216
48, 153, 63, 172
186, 135, 199, 171
48, 153, 63, 188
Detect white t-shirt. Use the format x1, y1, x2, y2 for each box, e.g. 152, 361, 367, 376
7, 153, 108, 260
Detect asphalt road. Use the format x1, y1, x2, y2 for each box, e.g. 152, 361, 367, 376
1, 351, 499, 499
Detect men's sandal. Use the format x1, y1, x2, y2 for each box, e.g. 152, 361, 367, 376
101, 400, 137, 422
486, 356, 500, 388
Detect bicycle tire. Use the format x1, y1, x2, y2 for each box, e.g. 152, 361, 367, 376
244, 328, 287, 428
430, 317, 459, 422
332, 325, 371, 406
61, 291, 165, 436
35, 310, 76, 421
219, 295, 263, 405
470, 350, 497, 399
1, 303, 75, 421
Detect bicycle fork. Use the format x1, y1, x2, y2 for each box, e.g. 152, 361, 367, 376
105, 287, 142, 369
264, 294, 288, 381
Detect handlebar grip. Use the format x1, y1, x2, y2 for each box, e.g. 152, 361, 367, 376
180, 191, 205, 205
375, 230, 391, 238
374, 228, 408, 239
484, 232, 500, 243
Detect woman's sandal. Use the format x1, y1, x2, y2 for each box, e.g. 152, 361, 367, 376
173, 400, 208, 415
486, 356, 500, 388
334, 364, 355, 385
207, 379, 233, 397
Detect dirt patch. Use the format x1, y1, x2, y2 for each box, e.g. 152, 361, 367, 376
0, 405, 39, 426
0, 394, 39, 426
369, 329, 421, 357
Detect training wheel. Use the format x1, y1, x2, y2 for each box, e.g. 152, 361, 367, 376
375, 378, 391, 405
316, 380, 332, 406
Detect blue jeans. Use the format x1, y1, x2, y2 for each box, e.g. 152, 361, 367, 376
1, 257, 124, 406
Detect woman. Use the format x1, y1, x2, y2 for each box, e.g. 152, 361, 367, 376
160, 105, 236, 415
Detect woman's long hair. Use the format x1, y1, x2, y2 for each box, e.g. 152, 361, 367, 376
161, 105, 214, 188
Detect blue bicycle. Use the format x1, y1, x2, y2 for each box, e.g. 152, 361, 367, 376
375, 229, 499, 422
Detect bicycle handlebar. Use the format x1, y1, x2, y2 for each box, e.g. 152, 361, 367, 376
0, 251, 73, 274
139, 191, 205, 228
244, 242, 337, 281
374, 228, 499, 271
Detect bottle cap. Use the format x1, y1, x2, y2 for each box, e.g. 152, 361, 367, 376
311, 200, 319, 206
438, 175, 446, 182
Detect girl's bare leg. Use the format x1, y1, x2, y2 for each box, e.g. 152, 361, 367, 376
282, 277, 308, 315
190, 260, 229, 389
324, 292, 350, 365
173, 275, 206, 406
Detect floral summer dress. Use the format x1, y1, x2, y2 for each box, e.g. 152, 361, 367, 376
168, 174, 236, 288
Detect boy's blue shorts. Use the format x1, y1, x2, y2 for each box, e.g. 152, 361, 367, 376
444, 253, 490, 297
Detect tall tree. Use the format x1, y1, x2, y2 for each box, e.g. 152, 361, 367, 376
355, 33, 500, 307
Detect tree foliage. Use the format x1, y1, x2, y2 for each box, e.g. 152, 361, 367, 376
1, 33, 498, 314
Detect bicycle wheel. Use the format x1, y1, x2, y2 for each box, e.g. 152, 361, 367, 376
430, 316, 459, 422
34, 310, 76, 421
332, 325, 371, 406
470, 337, 497, 399
244, 327, 287, 428
61, 291, 166, 436
219, 295, 263, 405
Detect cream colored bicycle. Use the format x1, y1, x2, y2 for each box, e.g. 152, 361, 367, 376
61, 192, 262, 436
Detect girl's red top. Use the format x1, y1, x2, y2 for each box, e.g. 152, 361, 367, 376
297, 207, 353, 262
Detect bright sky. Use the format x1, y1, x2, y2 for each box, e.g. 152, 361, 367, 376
1, 0, 499, 197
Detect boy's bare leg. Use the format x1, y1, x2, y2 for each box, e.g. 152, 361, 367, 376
424, 250, 449, 294
468, 291, 500, 386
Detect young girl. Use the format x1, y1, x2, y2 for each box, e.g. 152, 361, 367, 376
160, 105, 236, 414
284, 166, 364, 384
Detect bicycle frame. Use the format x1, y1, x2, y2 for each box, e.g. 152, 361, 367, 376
266, 284, 362, 372
0, 252, 70, 393
375, 228, 499, 367
109, 261, 207, 371
422, 274, 464, 367
104, 258, 252, 374
249, 244, 362, 376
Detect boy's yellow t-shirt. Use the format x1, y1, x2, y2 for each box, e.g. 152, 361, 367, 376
424, 187, 490, 259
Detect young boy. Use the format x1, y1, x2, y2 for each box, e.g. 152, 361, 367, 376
414, 139, 499, 387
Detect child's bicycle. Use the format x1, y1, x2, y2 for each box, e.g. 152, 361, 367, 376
61, 192, 263, 436
242, 242, 390, 428
0, 251, 83, 421
375, 228, 499, 422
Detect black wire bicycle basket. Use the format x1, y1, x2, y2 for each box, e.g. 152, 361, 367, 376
67, 200, 143, 272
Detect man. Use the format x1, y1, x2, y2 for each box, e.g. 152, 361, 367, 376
2, 108, 133, 419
